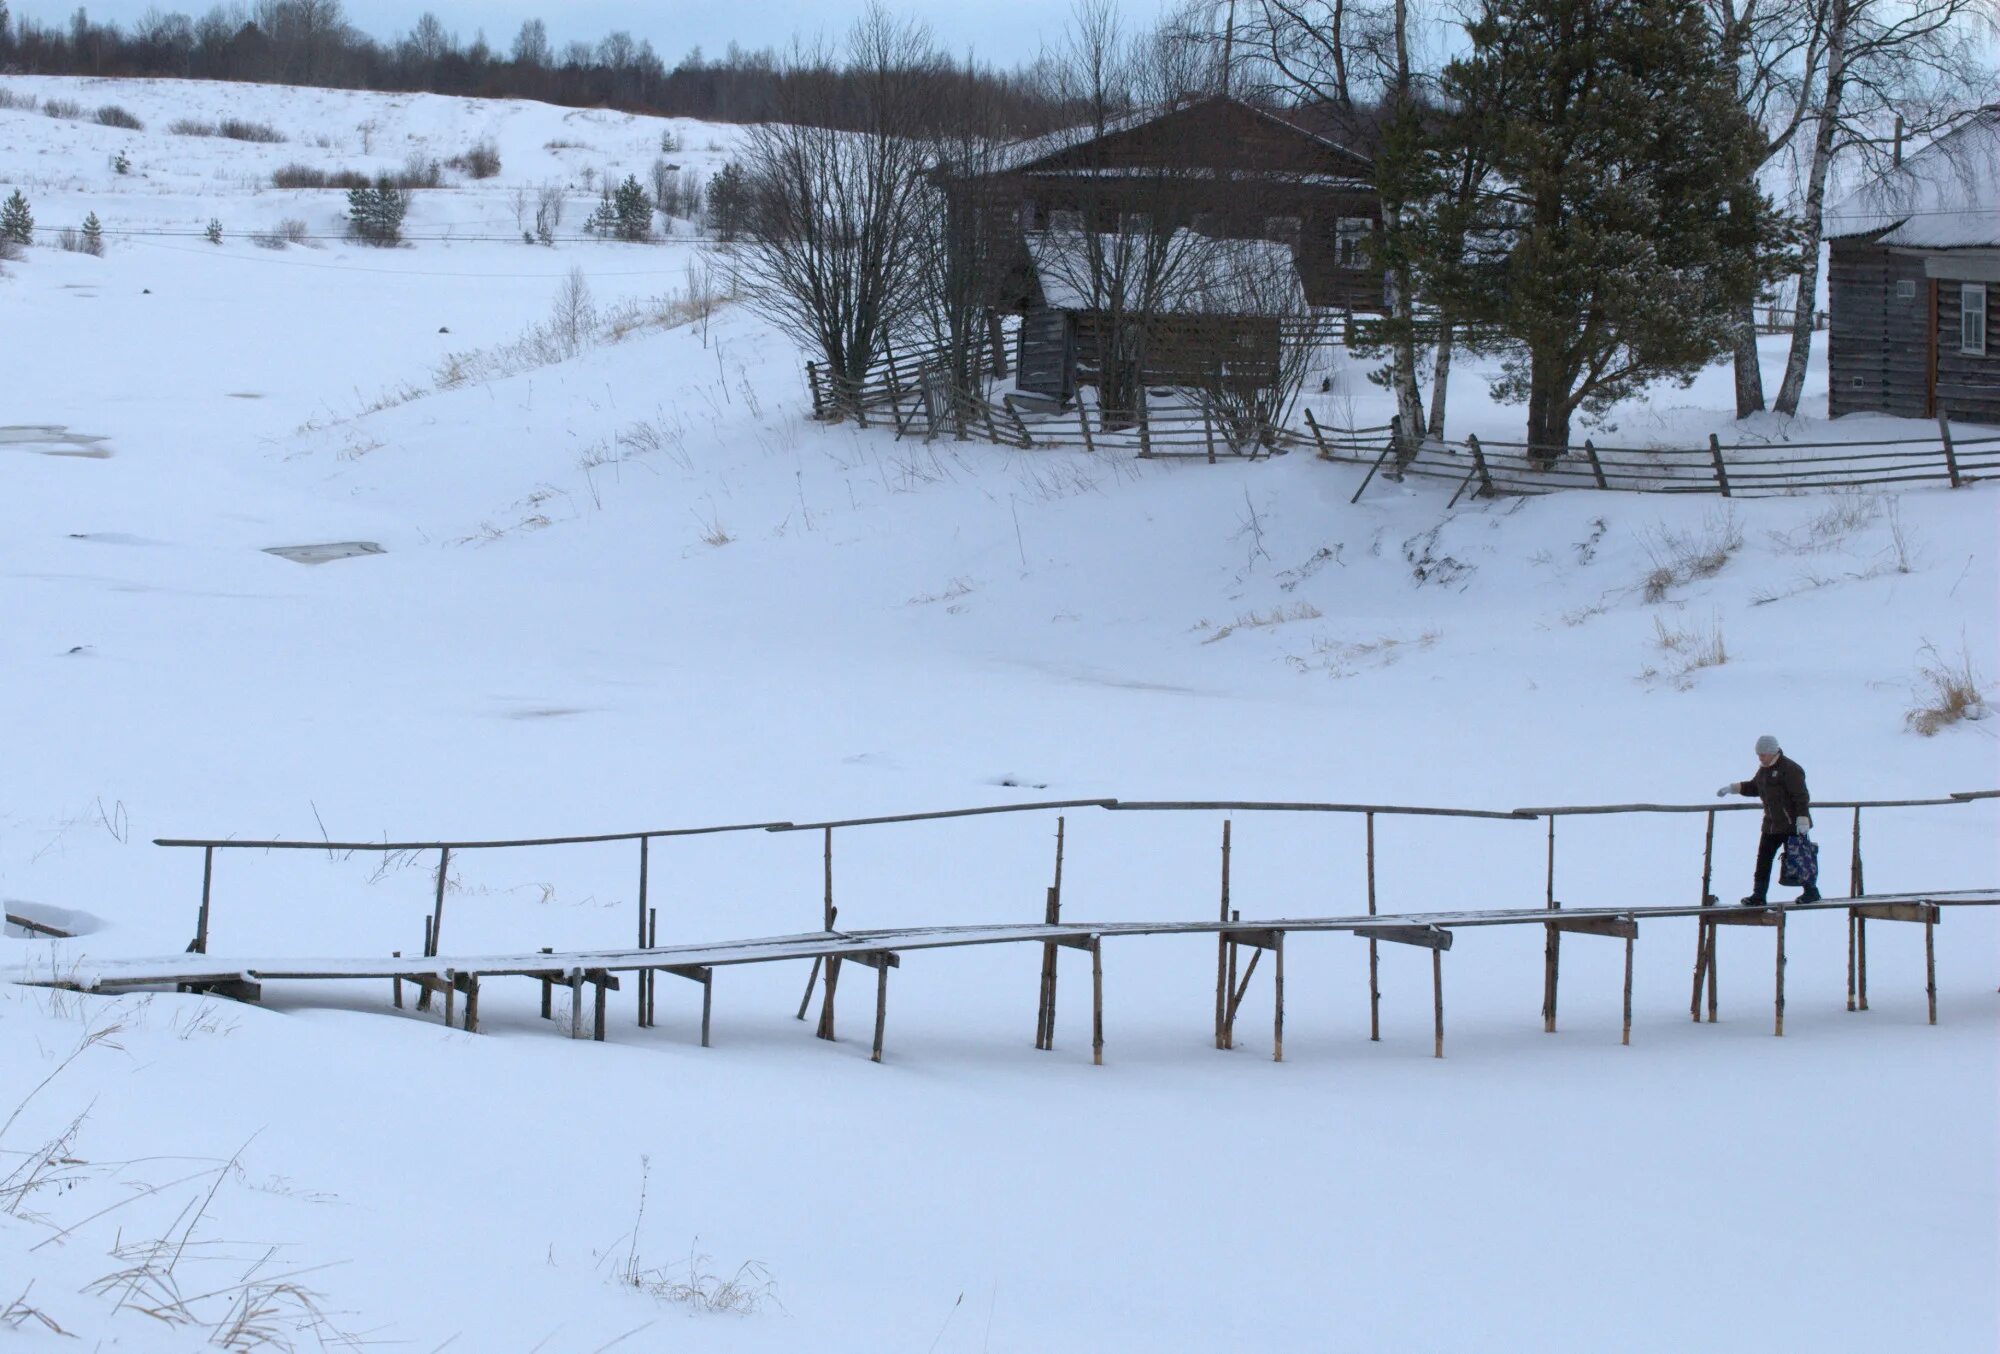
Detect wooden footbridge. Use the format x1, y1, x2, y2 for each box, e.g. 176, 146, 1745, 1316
8, 791, 1995, 1066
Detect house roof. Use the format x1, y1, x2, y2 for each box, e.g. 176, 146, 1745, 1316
1028, 230, 1306, 315
981, 95, 1373, 181
1823, 107, 2000, 249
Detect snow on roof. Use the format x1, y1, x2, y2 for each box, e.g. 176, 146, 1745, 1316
985, 96, 1371, 176
1028, 230, 1306, 314
1823, 108, 2000, 248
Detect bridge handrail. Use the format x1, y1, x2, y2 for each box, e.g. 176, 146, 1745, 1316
152, 790, 1998, 853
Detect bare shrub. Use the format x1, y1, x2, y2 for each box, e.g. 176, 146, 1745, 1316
551, 266, 596, 354
534, 180, 565, 245
1641, 612, 1728, 689
278, 218, 310, 245
167, 116, 213, 135
395, 151, 443, 189
41, 97, 84, 119
216, 117, 284, 143
56, 226, 82, 252
1905, 641, 1989, 735
93, 104, 142, 130
271, 163, 325, 188
0, 88, 36, 112
1769, 492, 1880, 554
1640, 509, 1744, 601
612, 1157, 777, 1315
448, 140, 501, 179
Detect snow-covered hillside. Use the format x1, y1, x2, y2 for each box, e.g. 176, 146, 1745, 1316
2, 78, 1995, 1351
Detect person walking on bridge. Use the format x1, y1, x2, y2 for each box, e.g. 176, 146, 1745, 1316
1718, 735, 1819, 906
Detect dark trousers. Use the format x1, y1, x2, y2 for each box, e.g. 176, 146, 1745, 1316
1752, 831, 1787, 900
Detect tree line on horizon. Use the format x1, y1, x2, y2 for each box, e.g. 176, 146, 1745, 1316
0, 0, 1077, 134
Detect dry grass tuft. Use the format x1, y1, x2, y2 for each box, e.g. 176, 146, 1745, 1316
1640, 509, 1743, 602
1640, 612, 1727, 689
1197, 603, 1323, 644
1905, 642, 1989, 736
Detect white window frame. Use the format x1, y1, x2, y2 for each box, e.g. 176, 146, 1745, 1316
1963, 282, 1988, 356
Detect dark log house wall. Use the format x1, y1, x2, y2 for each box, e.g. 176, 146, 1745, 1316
1827, 236, 1931, 419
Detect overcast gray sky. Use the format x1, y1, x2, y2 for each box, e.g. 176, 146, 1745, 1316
28, 1, 1157, 69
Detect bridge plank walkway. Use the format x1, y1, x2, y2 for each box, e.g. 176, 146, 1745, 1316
8, 890, 1992, 1063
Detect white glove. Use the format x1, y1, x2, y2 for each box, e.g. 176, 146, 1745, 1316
1716, 784, 1735, 797
1796, 815, 1812, 834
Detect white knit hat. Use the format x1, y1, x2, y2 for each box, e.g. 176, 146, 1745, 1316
1755, 735, 1781, 756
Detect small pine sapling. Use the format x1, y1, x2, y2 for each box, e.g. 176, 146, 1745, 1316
111, 148, 131, 174
80, 212, 103, 256
612, 174, 652, 242
0, 188, 32, 245
205, 218, 223, 244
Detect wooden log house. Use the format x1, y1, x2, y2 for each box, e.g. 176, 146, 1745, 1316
943, 96, 1385, 406
1824, 107, 2000, 424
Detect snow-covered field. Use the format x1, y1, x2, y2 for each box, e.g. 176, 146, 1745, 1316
3, 78, 1996, 1351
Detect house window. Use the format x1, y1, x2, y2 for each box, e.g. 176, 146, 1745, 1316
1895, 279, 1916, 301
1964, 283, 1988, 356
1335, 217, 1373, 268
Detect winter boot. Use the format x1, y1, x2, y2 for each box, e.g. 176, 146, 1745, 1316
1797, 886, 1822, 904
1738, 894, 1767, 907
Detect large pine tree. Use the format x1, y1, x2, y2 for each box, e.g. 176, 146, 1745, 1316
1410, 0, 1792, 460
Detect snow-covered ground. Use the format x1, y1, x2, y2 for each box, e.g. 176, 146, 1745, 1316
3, 78, 1996, 1351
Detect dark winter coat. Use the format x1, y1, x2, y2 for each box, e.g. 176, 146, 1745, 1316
1734, 756, 1810, 835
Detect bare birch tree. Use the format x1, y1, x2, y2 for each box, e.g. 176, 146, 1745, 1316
726, 9, 941, 420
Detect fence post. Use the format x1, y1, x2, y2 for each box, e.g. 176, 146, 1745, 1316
1584, 439, 1608, 490
1203, 408, 1217, 465
806, 361, 824, 421
1302, 408, 1332, 460
1350, 442, 1395, 506
1077, 403, 1096, 455
1388, 414, 1406, 476
1708, 434, 1731, 497
1468, 433, 1494, 498
1938, 412, 1962, 488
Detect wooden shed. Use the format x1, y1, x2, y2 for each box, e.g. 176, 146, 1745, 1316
1824, 109, 2000, 424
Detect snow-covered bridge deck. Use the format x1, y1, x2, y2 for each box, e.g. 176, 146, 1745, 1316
11, 889, 1994, 1063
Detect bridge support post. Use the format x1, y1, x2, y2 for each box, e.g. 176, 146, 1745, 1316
1542, 816, 1559, 1033
1091, 937, 1104, 1066
1551, 915, 1640, 1042
1214, 821, 1232, 1049
816, 957, 843, 1041
1366, 812, 1380, 1042
1035, 817, 1066, 1050
1220, 927, 1284, 1061
1356, 925, 1452, 1057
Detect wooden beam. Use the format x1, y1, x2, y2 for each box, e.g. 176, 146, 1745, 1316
191, 977, 261, 1004
1707, 909, 1780, 927
1221, 927, 1282, 950
1850, 902, 1941, 925
1774, 911, 1786, 1037
841, 950, 901, 970
1053, 934, 1096, 951
1356, 925, 1452, 951
1552, 915, 1638, 940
